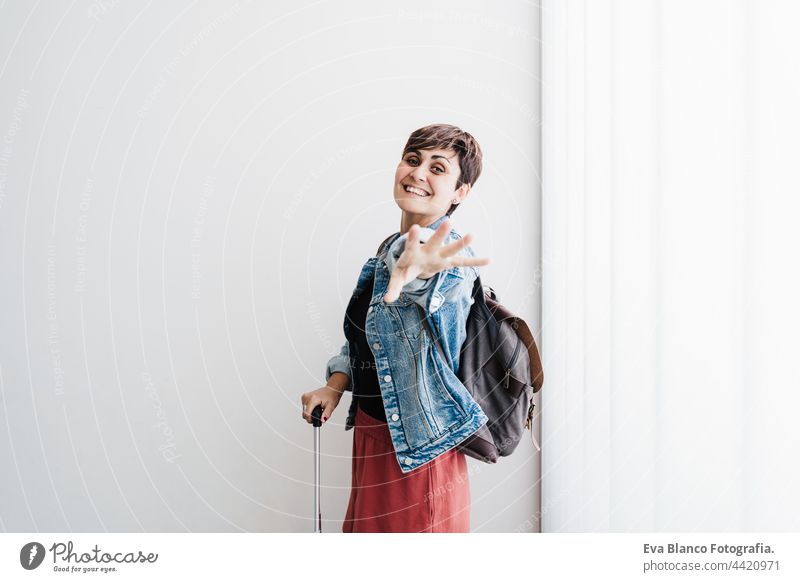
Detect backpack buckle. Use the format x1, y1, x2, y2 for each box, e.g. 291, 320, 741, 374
525, 401, 536, 431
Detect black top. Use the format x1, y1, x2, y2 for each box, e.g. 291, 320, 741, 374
345, 274, 387, 423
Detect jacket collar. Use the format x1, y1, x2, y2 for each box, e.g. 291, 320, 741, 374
424, 213, 450, 231
379, 214, 452, 258
398, 213, 451, 239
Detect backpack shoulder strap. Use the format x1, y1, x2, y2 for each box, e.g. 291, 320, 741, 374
486, 300, 544, 394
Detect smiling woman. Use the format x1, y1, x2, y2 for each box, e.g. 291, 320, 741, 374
300, 124, 491, 532
394, 124, 484, 227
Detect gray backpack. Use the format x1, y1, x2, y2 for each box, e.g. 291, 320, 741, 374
376, 233, 544, 464
416, 278, 543, 464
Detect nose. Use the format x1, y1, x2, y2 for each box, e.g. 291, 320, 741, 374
410, 164, 428, 183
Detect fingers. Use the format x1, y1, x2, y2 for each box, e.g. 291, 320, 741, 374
439, 232, 473, 258
384, 261, 425, 302
436, 231, 490, 267
406, 223, 421, 247
384, 221, 483, 303
450, 255, 491, 267
301, 395, 325, 424
426, 218, 452, 249
301, 384, 345, 424
321, 401, 336, 423
301, 397, 313, 423
383, 267, 406, 303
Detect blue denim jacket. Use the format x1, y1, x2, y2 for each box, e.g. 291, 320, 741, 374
324, 214, 489, 473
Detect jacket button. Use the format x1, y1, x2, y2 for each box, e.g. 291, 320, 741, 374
383, 374, 392, 382
391, 413, 399, 421
372, 342, 381, 350
404, 457, 413, 465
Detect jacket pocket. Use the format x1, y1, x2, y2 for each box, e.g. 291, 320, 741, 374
422, 334, 467, 423
385, 303, 424, 340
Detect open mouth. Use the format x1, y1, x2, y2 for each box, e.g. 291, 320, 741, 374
403, 185, 430, 197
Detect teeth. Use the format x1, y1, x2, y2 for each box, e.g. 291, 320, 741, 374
404, 185, 429, 197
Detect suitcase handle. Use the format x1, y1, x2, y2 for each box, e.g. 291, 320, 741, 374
311, 404, 324, 427
311, 404, 324, 532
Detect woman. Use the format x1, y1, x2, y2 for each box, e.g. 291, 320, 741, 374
300, 124, 491, 533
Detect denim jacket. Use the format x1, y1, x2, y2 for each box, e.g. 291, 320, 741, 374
324, 214, 489, 473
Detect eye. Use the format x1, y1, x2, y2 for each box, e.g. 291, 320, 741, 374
405, 156, 445, 173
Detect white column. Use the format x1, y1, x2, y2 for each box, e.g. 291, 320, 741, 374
542, 0, 800, 532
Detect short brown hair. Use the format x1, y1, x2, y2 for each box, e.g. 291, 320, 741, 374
402, 124, 483, 216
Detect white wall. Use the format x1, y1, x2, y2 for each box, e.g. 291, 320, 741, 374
0, 0, 541, 532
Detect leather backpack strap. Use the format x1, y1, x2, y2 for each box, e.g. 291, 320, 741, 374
487, 301, 544, 394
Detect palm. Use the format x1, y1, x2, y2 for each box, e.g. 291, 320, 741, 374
383, 218, 490, 303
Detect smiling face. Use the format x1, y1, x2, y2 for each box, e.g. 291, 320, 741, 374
393, 147, 471, 225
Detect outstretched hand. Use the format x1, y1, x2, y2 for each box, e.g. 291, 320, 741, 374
383, 218, 490, 303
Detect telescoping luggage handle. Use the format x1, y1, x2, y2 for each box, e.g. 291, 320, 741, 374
311, 404, 324, 533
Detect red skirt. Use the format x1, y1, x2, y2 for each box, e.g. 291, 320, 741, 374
342, 405, 471, 533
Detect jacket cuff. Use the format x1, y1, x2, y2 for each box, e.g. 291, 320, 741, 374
324, 342, 352, 391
